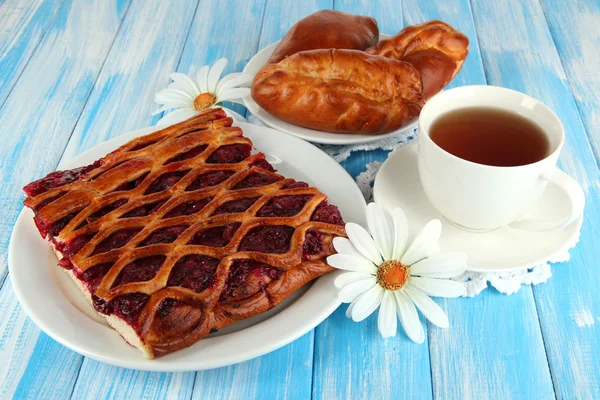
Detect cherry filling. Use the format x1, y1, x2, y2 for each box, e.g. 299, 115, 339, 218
212, 197, 260, 215
185, 170, 235, 191
91, 227, 142, 255
283, 181, 309, 189
113, 172, 149, 192
138, 225, 188, 247
34, 191, 67, 211
257, 195, 313, 217
58, 258, 73, 270
220, 259, 284, 301
23, 162, 101, 197
206, 144, 251, 164
311, 201, 344, 225
164, 145, 208, 164
163, 197, 212, 218
232, 173, 282, 189
144, 170, 190, 195
120, 200, 166, 218
113, 255, 166, 286
110, 293, 150, 327
45, 210, 83, 237
239, 225, 295, 253
252, 158, 276, 172
87, 199, 128, 222
61, 232, 97, 257
77, 200, 126, 230
129, 139, 159, 152
188, 222, 241, 247
74, 262, 114, 293
302, 228, 323, 260
167, 254, 219, 292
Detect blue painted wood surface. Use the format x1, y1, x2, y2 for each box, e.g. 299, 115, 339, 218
1, 0, 599, 399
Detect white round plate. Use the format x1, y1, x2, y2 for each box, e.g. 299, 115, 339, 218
373, 141, 582, 272
243, 36, 419, 145
9, 122, 366, 371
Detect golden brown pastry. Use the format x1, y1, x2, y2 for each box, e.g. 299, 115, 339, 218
268, 10, 379, 63
367, 20, 469, 99
252, 49, 424, 134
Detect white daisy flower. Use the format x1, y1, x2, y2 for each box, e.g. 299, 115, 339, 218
327, 203, 467, 343
153, 58, 252, 127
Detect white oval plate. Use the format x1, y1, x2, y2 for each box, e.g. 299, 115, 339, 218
9, 122, 366, 372
243, 36, 419, 145
374, 141, 582, 272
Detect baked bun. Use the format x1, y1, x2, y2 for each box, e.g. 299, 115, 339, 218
252, 49, 423, 134
268, 10, 379, 63
367, 20, 469, 99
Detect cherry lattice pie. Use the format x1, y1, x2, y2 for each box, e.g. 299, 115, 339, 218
22, 108, 346, 358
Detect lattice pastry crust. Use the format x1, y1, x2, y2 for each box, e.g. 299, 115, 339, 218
22, 108, 346, 358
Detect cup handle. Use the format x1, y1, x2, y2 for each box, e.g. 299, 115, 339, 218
509, 168, 585, 231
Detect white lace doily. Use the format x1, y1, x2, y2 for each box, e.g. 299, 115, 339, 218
247, 114, 581, 296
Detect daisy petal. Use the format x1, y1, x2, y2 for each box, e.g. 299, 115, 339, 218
404, 285, 449, 328
332, 237, 374, 265
391, 208, 409, 261
168, 72, 200, 97
394, 291, 425, 343
216, 73, 253, 97
410, 253, 467, 278
378, 291, 397, 338
338, 277, 377, 303
366, 203, 394, 261
155, 89, 194, 105
326, 254, 377, 274
346, 298, 358, 318
217, 87, 251, 103
208, 58, 228, 94
409, 277, 465, 298
156, 109, 199, 127
351, 285, 384, 322
152, 104, 186, 115
345, 223, 383, 265
196, 65, 210, 93
334, 271, 372, 289
401, 219, 442, 266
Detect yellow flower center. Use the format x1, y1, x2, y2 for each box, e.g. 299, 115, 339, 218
376, 260, 409, 291
194, 92, 217, 111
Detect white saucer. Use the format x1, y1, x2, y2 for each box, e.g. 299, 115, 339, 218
242, 35, 418, 145
373, 141, 582, 272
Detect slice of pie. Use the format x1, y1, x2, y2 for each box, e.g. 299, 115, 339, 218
22, 108, 346, 358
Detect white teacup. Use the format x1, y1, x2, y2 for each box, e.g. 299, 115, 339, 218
418, 85, 585, 231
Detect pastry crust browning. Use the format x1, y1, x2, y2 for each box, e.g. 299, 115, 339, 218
268, 10, 379, 63
252, 49, 424, 134
367, 20, 469, 99
23, 108, 345, 358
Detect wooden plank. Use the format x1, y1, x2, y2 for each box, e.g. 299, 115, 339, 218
193, 333, 314, 400
0, 2, 131, 396
70, 360, 196, 400
191, 1, 323, 398
403, 2, 556, 399
0, 0, 64, 106
328, 1, 556, 399
174, 0, 266, 119
469, 0, 600, 398
310, 2, 431, 400
540, 0, 600, 166
58, 0, 201, 396
59, 0, 197, 162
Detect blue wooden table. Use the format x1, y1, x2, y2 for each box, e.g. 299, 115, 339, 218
1, 0, 599, 398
